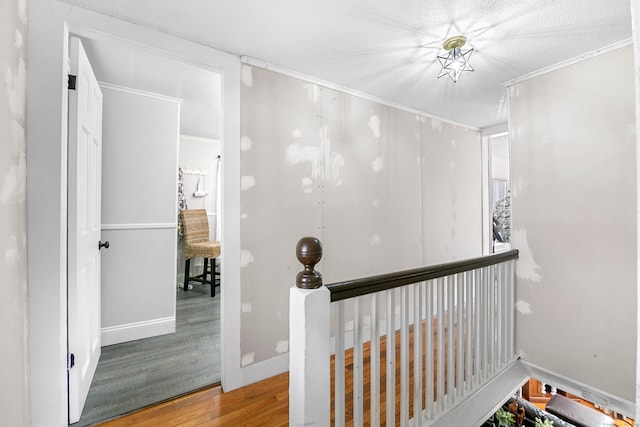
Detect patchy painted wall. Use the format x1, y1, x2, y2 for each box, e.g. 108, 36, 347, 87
0, 0, 30, 424
240, 66, 482, 366
422, 117, 482, 264
510, 45, 636, 401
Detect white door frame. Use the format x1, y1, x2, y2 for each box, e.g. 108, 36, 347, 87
26, 3, 241, 425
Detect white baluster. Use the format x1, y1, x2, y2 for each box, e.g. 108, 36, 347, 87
386, 289, 395, 427
334, 301, 345, 427
446, 275, 455, 407
413, 283, 423, 426
437, 277, 445, 413
456, 273, 464, 401
353, 298, 363, 427
474, 268, 481, 387
400, 287, 409, 426
425, 281, 434, 419
465, 271, 473, 392
370, 293, 380, 427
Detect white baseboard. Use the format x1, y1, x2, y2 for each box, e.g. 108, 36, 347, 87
101, 316, 175, 346
240, 353, 289, 387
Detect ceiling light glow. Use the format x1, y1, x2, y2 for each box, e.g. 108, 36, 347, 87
437, 35, 474, 83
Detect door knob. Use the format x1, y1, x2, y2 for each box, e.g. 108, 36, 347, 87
98, 240, 110, 250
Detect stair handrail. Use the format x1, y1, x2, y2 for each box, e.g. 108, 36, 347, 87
295, 236, 518, 301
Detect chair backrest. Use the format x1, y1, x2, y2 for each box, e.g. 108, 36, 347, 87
180, 209, 210, 246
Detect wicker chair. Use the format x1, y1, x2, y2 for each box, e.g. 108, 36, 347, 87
180, 209, 221, 297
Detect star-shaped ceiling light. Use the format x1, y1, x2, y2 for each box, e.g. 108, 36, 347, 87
437, 35, 474, 83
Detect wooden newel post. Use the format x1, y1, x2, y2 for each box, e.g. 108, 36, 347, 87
289, 237, 330, 426
296, 236, 323, 289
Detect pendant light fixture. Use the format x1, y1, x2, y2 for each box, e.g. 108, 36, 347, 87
437, 35, 474, 82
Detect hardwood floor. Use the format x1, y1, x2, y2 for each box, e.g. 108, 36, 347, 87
95, 374, 289, 427
96, 324, 633, 427
97, 324, 441, 427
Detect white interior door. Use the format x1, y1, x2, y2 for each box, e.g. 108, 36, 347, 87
67, 36, 104, 424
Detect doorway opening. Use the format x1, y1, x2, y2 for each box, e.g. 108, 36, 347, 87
69, 34, 223, 426
488, 132, 511, 253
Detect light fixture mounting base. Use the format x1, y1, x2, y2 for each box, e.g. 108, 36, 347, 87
443, 35, 467, 51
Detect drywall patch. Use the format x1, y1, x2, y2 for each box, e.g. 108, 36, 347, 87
302, 177, 313, 194
320, 125, 345, 186
241, 352, 255, 367
371, 198, 380, 208
18, 0, 27, 22
513, 229, 541, 282
291, 129, 302, 138
15, 29, 23, 49
327, 152, 345, 186
449, 161, 456, 171
240, 136, 253, 151
275, 340, 289, 354
303, 83, 320, 104
5, 235, 19, 265
370, 234, 381, 246
241, 65, 253, 87
509, 84, 521, 98
241, 303, 252, 312
285, 143, 321, 179
240, 213, 248, 219
515, 300, 533, 315
6, 58, 26, 120
431, 118, 443, 132
0, 164, 23, 205
240, 250, 255, 267
371, 157, 384, 173
450, 139, 457, 150
240, 175, 256, 191
368, 114, 381, 139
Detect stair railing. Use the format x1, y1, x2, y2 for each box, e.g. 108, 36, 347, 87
289, 236, 519, 426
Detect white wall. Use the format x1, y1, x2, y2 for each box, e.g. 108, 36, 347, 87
179, 135, 221, 232
633, 2, 640, 422
0, 0, 30, 425
100, 85, 180, 345
490, 134, 510, 182
510, 45, 636, 403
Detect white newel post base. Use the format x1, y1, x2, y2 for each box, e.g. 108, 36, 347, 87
289, 285, 330, 426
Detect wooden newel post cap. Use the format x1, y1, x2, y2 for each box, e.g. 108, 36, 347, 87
296, 237, 323, 289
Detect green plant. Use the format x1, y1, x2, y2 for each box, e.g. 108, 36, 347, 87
534, 417, 554, 427
495, 407, 516, 426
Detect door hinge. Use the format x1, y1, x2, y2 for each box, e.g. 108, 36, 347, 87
68, 74, 77, 90
68, 353, 75, 370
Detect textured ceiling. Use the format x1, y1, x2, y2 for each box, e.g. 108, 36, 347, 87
64, 0, 632, 129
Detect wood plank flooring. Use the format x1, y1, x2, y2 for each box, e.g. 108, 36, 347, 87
95, 374, 289, 427
96, 321, 632, 427
97, 324, 442, 427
